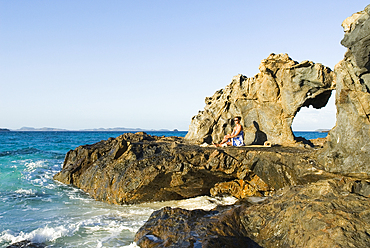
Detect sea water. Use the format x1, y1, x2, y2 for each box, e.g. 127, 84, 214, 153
0, 131, 326, 247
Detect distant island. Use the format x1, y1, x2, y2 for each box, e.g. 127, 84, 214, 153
80, 127, 150, 132
6, 126, 326, 132
17, 127, 69, 131
11, 127, 174, 132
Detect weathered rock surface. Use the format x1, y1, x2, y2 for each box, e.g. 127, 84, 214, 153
134, 205, 260, 248
185, 54, 334, 146
53, 132, 335, 204
318, 5, 370, 176
135, 178, 370, 248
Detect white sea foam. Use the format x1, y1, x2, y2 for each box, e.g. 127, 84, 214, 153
122, 242, 140, 248
14, 189, 36, 195
4, 210, 141, 246
79, 214, 141, 234
0, 225, 78, 244
137, 195, 238, 211
25, 160, 47, 172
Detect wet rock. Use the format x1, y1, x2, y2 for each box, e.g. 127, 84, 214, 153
135, 205, 262, 248
53, 132, 335, 204
185, 53, 334, 146
318, 5, 370, 176
135, 178, 370, 248
6, 240, 45, 248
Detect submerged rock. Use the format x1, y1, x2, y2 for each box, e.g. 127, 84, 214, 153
135, 178, 370, 248
185, 54, 334, 146
318, 5, 370, 177
6, 240, 45, 248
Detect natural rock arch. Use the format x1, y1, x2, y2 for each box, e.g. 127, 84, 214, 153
185, 53, 335, 146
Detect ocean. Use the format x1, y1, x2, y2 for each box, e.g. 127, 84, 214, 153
0, 131, 327, 247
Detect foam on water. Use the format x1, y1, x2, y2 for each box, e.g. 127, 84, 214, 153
0, 193, 238, 247
136, 195, 238, 212
14, 189, 36, 195
0, 225, 75, 244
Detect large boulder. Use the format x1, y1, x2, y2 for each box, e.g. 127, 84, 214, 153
185, 53, 334, 146
53, 132, 334, 204
135, 178, 370, 248
318, 5, 370, 176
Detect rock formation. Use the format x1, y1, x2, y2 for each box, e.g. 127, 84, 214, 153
133, 5, 370, 248
318, 5, 370, 176
51, 5, 370, 248
53, 132, 334, 204
135, 178, 370, 248
185, 54, 334, 146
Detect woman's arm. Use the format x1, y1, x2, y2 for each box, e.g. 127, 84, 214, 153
229, 125, 242, 138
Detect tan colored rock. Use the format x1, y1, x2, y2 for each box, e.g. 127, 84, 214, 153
249, 174, 269, 191
319, 4, 370, 176
210, 175, 270, 199
310, 137, 328, 148
186, 53, 334, 146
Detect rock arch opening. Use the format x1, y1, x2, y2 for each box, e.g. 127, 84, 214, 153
292, 90, 336, 132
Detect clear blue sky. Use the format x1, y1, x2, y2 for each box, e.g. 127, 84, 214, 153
1, 1, 368, 131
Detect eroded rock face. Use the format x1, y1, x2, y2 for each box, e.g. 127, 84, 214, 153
135, 178, 370, 248
319, 5, 370, 176
185, 53, 334, 146
53, 132, 334, 204
134, 205, 260, 248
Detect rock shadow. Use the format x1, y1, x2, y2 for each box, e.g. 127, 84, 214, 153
294, 135, 314, 147
251, 121, 267, 145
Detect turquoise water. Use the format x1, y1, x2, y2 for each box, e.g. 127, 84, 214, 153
0, 131, 325, 247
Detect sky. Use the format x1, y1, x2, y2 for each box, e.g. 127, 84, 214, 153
1, 1, 369, 131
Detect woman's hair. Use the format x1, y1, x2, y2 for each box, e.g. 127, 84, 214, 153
234, 116, 241, 121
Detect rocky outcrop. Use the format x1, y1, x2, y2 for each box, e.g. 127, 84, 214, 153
135, 178, 370, 248
134, 205, 260, 248
51, 5, 370, 248
318, 5, 370, 176
53, 132, 335, 204
133, 6, 370, 248
185, 54, 334, 146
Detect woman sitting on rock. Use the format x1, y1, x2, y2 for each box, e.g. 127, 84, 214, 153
214, 117, 245, 147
